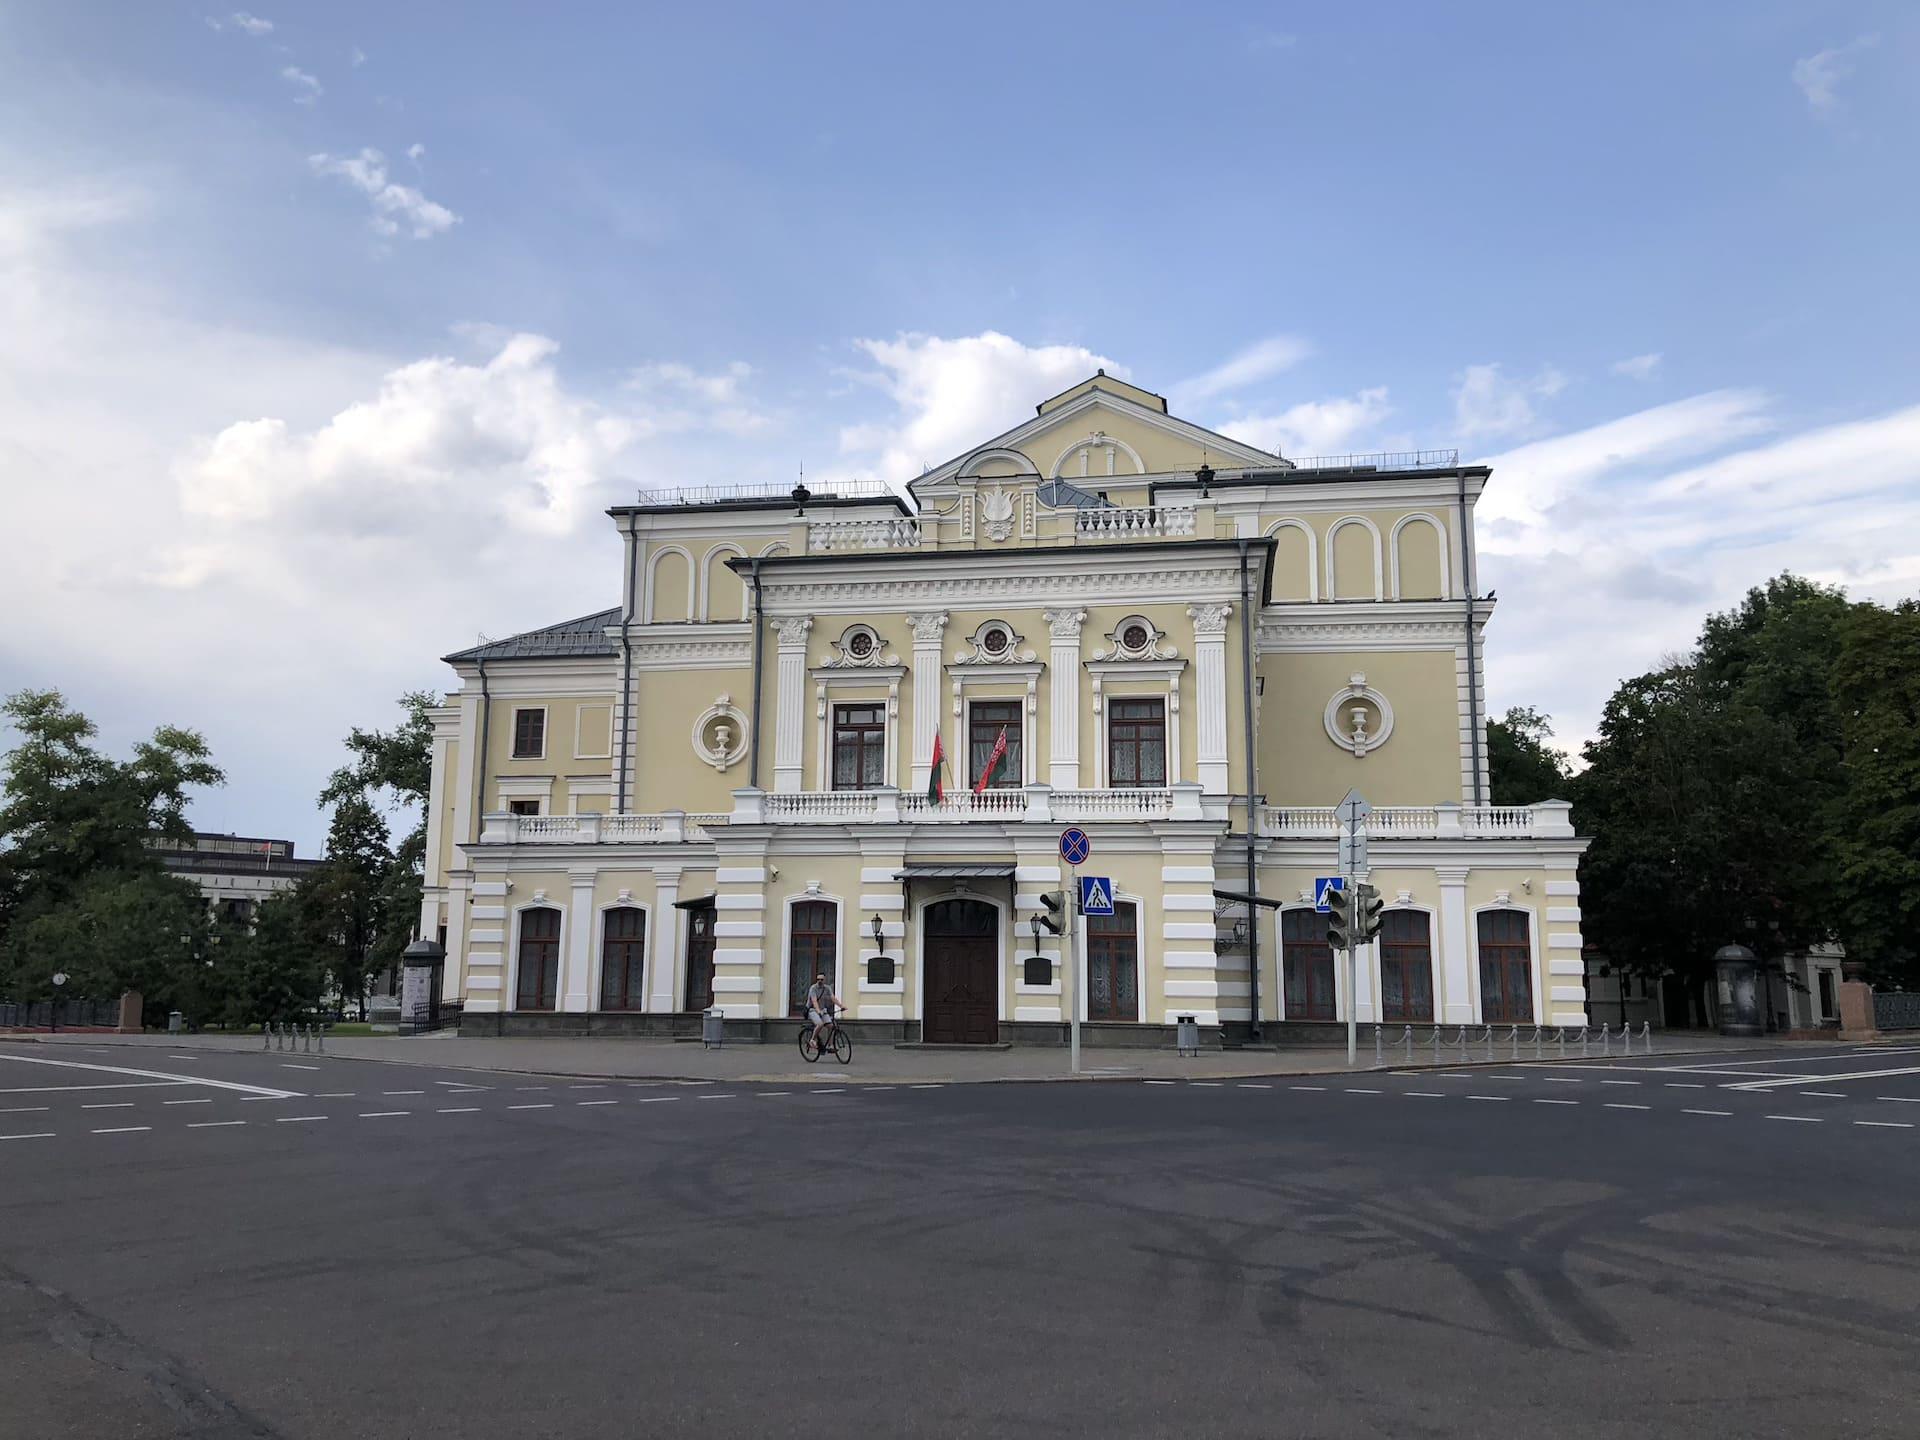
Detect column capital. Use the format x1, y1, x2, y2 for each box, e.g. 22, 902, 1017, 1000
907, 610, 950, 644
1434, 864, 1470, 885
770, 614, 813, 648
1187, 602, 1232, 636
1043, 608, 1089, 640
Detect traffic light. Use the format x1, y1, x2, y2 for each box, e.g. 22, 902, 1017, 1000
1325, 886, 1355, 951
1037, 891, 1066, 936
1355, 883, 1385, 944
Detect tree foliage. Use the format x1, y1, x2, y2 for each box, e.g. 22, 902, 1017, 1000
1486, 706, 1573, 805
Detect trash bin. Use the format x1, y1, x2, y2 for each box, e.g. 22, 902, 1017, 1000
702, 1006, 725, 1050
1176, 1014, 1200, 1057
167, 1010, 183, 1034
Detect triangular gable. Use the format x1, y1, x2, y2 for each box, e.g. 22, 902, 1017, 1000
909, 375, 1283, 494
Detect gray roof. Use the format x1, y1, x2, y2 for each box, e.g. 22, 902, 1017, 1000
442, 607, 622, 664
1035, 477, 1113, 510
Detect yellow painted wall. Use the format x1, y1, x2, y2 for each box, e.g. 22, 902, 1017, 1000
1256, 650, 1463, 805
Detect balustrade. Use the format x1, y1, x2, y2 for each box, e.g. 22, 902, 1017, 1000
1074, 505, 1196, 540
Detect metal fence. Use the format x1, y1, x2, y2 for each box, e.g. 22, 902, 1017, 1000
1874, 992, 1920, 1032
0, 998, 121, 1029
1371, 1022, 1655, 1065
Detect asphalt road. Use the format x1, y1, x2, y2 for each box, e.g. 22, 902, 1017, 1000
4, 1040, 1919, 1439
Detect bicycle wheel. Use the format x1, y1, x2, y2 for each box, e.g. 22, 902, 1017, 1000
798, 1027, 820, 1063
832, 1027, 852, 1064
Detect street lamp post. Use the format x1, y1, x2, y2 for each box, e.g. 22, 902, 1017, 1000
50, 971, 67, 1034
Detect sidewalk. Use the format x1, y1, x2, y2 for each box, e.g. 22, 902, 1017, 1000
11, 1028, 1797, 1085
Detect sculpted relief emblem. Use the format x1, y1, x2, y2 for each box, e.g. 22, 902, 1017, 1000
979, 484, 1015, 542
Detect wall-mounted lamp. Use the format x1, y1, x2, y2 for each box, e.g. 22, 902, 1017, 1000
868, 912, 894, 986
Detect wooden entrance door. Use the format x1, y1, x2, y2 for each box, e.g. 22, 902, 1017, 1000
923, 898, 998, 1044
683, 904, 716, 1012
515, 908, 561, 1011
1281, 908, 1337, 1021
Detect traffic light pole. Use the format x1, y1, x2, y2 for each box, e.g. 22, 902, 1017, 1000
1069, 864, 1081, 1076
1345, 864, 1357, 1068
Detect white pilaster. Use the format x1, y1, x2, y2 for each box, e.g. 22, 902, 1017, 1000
771, 616, 811, 793
1044, 608, 1085, 788
1436, 864, 1474, 1023
1188, 603, 1231, 794
563, 870, 595, 1013
650, 865, 683, 1012
907, 611, 948, 792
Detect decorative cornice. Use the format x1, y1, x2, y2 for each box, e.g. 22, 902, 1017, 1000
630, 637, 752, 669
763, 561, 1250, 613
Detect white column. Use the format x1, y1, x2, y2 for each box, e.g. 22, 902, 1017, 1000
1436, 865, 1474, 1023
771, 616, 811, 793
563, 868, 596, 1012
1044, 609, 1086, 788
442, 872, 470, 1004
651, 865, 683, 1012
1188, 603, 1231, 794
908, 611, 948, 792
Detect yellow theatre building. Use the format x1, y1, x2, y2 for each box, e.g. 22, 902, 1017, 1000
420, 372, 1589, 1044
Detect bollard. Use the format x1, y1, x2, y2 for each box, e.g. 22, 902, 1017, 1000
1483, 1025, 1493, 1061
1402, 1026, 1414, 1063
1600, 1025, 1611, 1057
1456, 1025, 1467, 1057
317, 1024, 326, 1054
1431, 1027, 1441, 1062
1509, 1025, 1519, 1060
271, 1023, 280, 1052
1641, 1020, 1652, 1055
1556, 1026, 1565, 1059
261, 1023, 270, 1051
1374, 1026, 1383, 1064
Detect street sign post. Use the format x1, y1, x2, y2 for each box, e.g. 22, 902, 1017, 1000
1058, 828, 1090, 1074
1079, 876, 1115, 916
1313, 876, 1345, 913
1337, 827, 1369, 875
1336, 790, 1369, 1067
1058, 827, 1090, 866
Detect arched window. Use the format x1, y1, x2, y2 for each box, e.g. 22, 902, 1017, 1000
1087, 902, 1139, 1022
1478, 910, 1534, 1023
1379, 911, 1434, 1023
601, 908, 646, 1012
788, 900, 838, 1016
515, 908, 562, 1011
1281, 909, 1336, 1021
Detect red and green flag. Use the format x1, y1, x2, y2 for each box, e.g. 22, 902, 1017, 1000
928, 731, 945, 804
973, 726, 1009, 796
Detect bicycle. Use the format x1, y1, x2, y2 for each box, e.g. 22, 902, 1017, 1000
798, 1005, 852, 1065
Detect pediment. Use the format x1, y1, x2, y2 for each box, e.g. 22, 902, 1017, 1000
912, 378, 1282, 495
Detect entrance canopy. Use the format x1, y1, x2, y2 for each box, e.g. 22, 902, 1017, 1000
893, 864, 1017, 881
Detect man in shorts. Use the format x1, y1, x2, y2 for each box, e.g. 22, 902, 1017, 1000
806, 972, 842, 1047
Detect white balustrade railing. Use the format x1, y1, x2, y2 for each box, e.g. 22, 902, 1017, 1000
483, 811, 720, 845
900, 789, 1029, 823
763, 791, 881, 822
1258, 801, 1573, 840
599, 814, 664, 842
1074, 505, 1196, 540
806, 516, 921, 552
1052, 788, 1174, 820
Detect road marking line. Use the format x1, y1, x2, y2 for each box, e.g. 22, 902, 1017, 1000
313, 1092, 355, 1098
1191, 1082, 1223, 1088
698, 1095, 733, 1101
508, 1103, 553, 1110
0, 1132, 56, 1141
911, 1084, 944, 1089
188, 1120, 246, 1128
1533, 1098, 1579, 1106
639, 1097, 680, 1104
1290, 1085, 1326, 1092
1684, 1109, 1732, 1117
516, 1086, 551, 1092
358, 1111, 409, 1118
280, 1064, 321, 1071
1405, 1091, 1446, 1098
576, 1100, 618, 1107
1600, 1080, 1642, 1086
1238, 1084, 1272, 1090
91, 1126, 151, 1134
0, 1106, 49, 1114
1466, 1095, 1510, 1102
0, 1055, 300, 1100
167, 1055, 198, 1060
435, 1082, 490, 1090
0, 1082, 189, 1094
1800, 1091, 1846, 1098
276, 1115, 327, 1122
381, 1091, 425, 1096
81, 1103, 134, 1109
1665, 1083, 1707, 1089
813, 1089, 843, 1095
1765, 1115, 1822, 1123
1604, 1103, 1651, 1111
568, 1084, 608, 1090
163, 1099, 213, 1106
758, 1091, 790, 1098
1879, 1097, 1920, 1104
436, 1107, 481, 1114
1144, 1080, 1175, 1086
1539, 1077, 1583, 1084
1856, 1120, 1914, 1129
1344, 1088, 1382, 1095
865, 1086, 894, 1092
1731, 1064, 1920, 1093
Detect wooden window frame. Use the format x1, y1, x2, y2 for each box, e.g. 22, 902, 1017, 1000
510, 706, 547, 760
967, 699, 1024, 791
599, 907, 647, 1013
1476, 909, 1535, 1025
1280, 907, 1337, 1021
1086, 900, 1139, 1022
1378, 909, 1435, 1024
787, 899, 838, 1017
514, 906, 562, 1012
830, 703, 886, 792
1107, 697, 1167, 789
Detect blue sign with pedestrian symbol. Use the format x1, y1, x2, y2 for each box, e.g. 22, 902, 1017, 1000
1313, 876, 1346, 913
1058, 827, 1091, 866
1079, 876, 1115, 916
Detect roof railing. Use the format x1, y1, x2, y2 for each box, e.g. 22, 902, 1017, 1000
1277, 448, 1461, 473
632, 478, 901, 507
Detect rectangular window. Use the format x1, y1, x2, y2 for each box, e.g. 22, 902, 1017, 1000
600, 908, 646, 1012
968, 701, 1023, 790
788, 900, 838, 1017
831, 703, 886, 791
1379, 910, 1434, 1023
1087, 902, 1139, 1022
506, 799, 541, 816
1477, 910, 1534, 1024
1281, 908, 1337, 1021
1108, 698, 1166, 787
511, 708, 546, 759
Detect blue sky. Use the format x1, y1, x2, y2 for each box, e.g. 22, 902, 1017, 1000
2, 3, 1916, 853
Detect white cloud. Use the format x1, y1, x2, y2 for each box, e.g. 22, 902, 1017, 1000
1610, 352, 1662, 381
835, 331, 1119, 483
1452, 362, 1568, 439
309, 149, 458, 239
280, 66, 323, 105
351, 47, 368, 67
1171, 335, 1311, 407
1793, 34, 1878, 112
207, 12, 274, 36
623, 360, 770, 434
1217, 387, 1391, 458
405, 142, 426, 165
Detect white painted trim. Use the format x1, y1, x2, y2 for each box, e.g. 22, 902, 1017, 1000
699, 543, 748, 621
1263, 517, 1319, 602
955, 446, 1042, 480
1470, 902, 1545, 1026
778, 891, 844, 1022
1050, 433, 1146, 479
1325, 515, 1385, 602
1387, 512, 1451, 601
572, 703, 613, 761
507, 704, 549, 762
914, 889, 1010, 1032
642, 544, 697, 624
591, 900, 650, 1012
1376, 905, 1439, 1025
507, 900, 567, 1013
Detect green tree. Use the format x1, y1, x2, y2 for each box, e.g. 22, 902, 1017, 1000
1830, 600, 1920, 982
1486, 706, 1573, 805
308, 796, 394, 1019
221, 888, 330, 1025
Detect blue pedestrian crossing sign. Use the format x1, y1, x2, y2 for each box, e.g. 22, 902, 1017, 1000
1079, 875, 1115, 916
1314, 876, 1346, 913
1058, 827, 1091, 866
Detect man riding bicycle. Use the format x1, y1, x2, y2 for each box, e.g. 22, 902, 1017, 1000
806, 972, 842, 1047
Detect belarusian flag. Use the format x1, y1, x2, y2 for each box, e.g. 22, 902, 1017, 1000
928, 732, 945, 804
973, 725, 1008, 796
